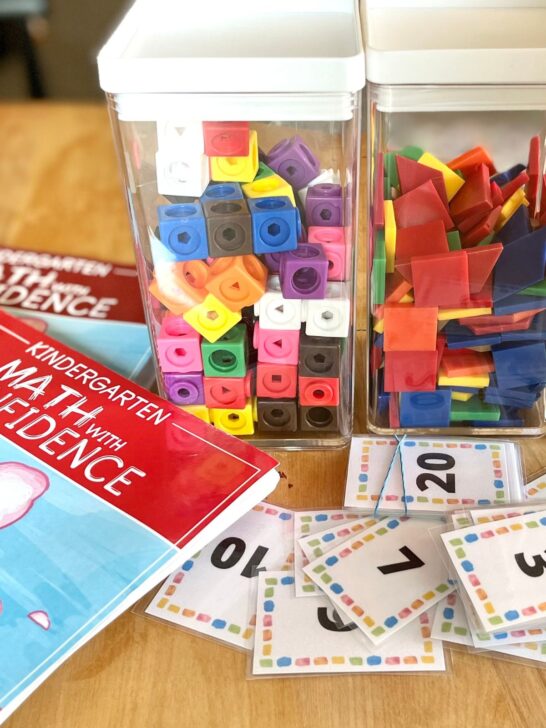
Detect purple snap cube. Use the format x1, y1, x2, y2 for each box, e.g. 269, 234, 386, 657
164, 372, 204, 405
280, 243, 328, 299
305, 183, 343, 227
266, 135, 320, 191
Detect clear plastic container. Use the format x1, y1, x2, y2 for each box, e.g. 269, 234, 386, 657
98, 0, 365, 449
363, 0, 546, 436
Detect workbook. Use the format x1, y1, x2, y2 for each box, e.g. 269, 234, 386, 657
0, 310, 278, 724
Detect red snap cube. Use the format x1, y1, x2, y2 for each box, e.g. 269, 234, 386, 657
203, 121, 250, 157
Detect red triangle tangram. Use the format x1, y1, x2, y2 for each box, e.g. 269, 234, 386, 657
396, 155, 449, 207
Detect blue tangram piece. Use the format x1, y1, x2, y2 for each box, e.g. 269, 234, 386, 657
493, 228, 546, 302
494, 291, 546, 315
492, 342, 546, 389
399, 390, 451, 427
444, 321, 501, 349
496, 205, 532, 246
491, 163, 526, 186
374, 333, 384, 349
500, 310, 546, 343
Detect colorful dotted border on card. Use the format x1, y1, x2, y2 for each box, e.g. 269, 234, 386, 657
438, 592, 470, 639
473, 508, 536, 525
357, 441, 507, 506
154, 504, 293, 642
448, 515, 546, 628
302, 517, 380, 559
526, 479, 546, 499
308, 517, 453, 640
258, 576, 437, 670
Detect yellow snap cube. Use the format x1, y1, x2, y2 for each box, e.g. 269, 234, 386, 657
242, 173, 296, 206
251, 395, 258, 422
210, 129, 259, 183
210, 400, 255, 435
178, 404, 211, 423
384, 200, 396, 273
183, 294, 242, 343
418, 152, 465, 201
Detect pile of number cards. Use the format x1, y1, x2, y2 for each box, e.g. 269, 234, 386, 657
142, 436, 545, 675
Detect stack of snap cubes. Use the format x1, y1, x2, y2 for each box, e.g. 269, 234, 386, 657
371, 137, 546, 429
150, 121, 351, 437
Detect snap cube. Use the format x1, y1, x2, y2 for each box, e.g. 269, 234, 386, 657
308, 226, 348, 281
178, 404, 211, 423
399, 390, 452, 427
280, 243, 328, 300
202, 121, 249, 157
257, 398, 298, 432
266, 135, 320, 190
200, 181, 243, 203
247, 196, 298, 255
202, 198, 253, 257
300, 405, 339, 432
298, 168, 341, 207
157, 314, 203, 373
257, 291, 302, 330
305, 297, 350, 338
156, 150, 210, 198
209, 129, 258, 183
298, 332, 342, 377
254, 161, 275, 181
201, 322, 248, 377
242, 173, 296, 206
210, 400, 255, 435
298, 376, 340, 407
163, 372, 205, 406
150, 258, 209, 315
206, 255, 267, 311
183, 294, 241, 343
157, 203, 209, 261
204, 372, 252, 409
305, 183, 343, 227
256, 363, 297, 399
254, 322, 300, 365
263, 252, 282, 274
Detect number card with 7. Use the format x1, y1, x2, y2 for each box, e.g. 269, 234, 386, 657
441, 510, 546, 633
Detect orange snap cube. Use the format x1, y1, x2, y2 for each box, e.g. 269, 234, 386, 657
149, 260, 210, 314
383, 304, 438, 352
206, 254, 267, 311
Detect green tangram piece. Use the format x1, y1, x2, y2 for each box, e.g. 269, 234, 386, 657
398, 145, 423, 161
384, 151, 400, 191
372, 229, 386, 305
447, 230, 462, 251
520, 278, 546, 297
476, 232, 496, 247
450, 397, 500, 422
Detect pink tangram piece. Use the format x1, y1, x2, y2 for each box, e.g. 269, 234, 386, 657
0, 462, 49, 529
28, 611, 51, 630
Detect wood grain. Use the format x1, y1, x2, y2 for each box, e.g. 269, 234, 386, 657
2, 103, 546, 728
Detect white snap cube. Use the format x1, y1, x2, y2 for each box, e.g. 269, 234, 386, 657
300, 281, 344, 321
156, 149, 210, 197
258, 292, 302, 331
305, 297, 350, 338
156, 122, 204, 155
253, 275, 281, 316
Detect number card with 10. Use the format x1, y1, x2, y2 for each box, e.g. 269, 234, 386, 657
145, 503, 294, 650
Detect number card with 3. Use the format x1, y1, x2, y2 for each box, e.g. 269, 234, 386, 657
304, 517, 454, 645
145, 503, 294, 650
441, 510, 546, 633
252, 572, 445, 675
345, 437, 524, 515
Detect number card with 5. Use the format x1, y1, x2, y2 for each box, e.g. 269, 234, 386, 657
441, 510, 546, 633
145, 503, 294, 650
345, 437, 524, 515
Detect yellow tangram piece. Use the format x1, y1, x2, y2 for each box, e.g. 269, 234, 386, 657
210, 129, 259, 183
451, 391, 474, 402
183, 294, 242, 343
437, 307, 492, 321
418, 152, 465, 201
399, 292, 414, 303
438, 369, 490, 388
384, 200, 396, 273
178, 404, 211, 423
373, 317, 384, 334
495, 188, 529, 231
242, 173, 296, 206
210, 400, 255, 435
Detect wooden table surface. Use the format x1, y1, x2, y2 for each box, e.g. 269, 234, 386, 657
1, 103, 546, 728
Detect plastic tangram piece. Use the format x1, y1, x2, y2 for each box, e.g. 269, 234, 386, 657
501, 170, 529, 202
441, 348, 494, 377
526, 135, 541, 212
438, 306, 491, 321
411, 250, 469, 308
468, 276, 492, 308
451, 391, 474, 402
466, 318, 534, 335
490, 181, 504, 207
383, 304, 438, 352
491, 164, 526, 187
496, 205, 532, 246
458, 207, 490, 234
460, 206, 502, 247
399, 390, 451, 427
521, 278, 546, 297
450, 398, 500, 422
418, 152, 465, 201
447, 231, 462, 250
450, 164, 493, 224
495, 188, 528, 231
494, 291, 546, 315
500, 310, 546, 343
395, 219, 449, 264
462, 309, 544, 327
384, 350, 438, 392
389, 392, 400, 428
466, 243, 503, 295
447, 146, 496, 176
373, 152, 385, 229
396, 155, 448, 206
493, 227, 546, 302
372, 230, 386, 305
385, 269, 413, 303
393, 180, 454, 231
437, 368, 490, 388
493, 341, 546, 389
384, 200, 397, 273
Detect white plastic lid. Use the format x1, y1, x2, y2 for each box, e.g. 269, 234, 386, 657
363, 0, 546, 85
98, 0, 365, 94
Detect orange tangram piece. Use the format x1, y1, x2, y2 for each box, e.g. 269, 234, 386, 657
383, 304, 438, 352
447, 146, 496, 176
441, 348, 495, 377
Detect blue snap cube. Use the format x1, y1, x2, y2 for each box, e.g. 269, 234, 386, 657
400, 390, 451, 427
157, 202, 209, 261
200, 182, 243, 203
248, 196, 298, 255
